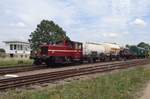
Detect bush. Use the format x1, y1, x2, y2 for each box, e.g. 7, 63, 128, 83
0, 48, 6, 58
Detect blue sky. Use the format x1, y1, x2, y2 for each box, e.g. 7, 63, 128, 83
0, 0, 150, 46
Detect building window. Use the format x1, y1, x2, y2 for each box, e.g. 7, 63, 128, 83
19, 45, 21, 50
14, 45, 16, 50
17, 45, 19, 50
10, 44, 13, 50
20, 45, 23, 50
25, 47, 28, 51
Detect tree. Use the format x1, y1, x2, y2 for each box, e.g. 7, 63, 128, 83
29, 20, 70, 51
137, 42, 150, 50
0, 48, 5, 53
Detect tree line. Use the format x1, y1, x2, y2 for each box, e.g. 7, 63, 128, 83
126, 42, 150, 50
29, 19, 150, 52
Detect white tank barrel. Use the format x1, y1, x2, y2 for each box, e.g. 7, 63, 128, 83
102, 43, 121, 55
83, 42, 105, 55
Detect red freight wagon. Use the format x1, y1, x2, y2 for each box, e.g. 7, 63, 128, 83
33, 40, 83, 66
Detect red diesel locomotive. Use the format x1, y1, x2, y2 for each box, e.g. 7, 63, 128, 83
32, 40, 83, 66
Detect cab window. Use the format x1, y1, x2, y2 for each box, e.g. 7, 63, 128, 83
75, 43, 82, 49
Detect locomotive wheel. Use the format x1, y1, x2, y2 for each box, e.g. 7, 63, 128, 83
45, 57, 55, 67
79, 59, 84, 64
93, 58, 96, 63
102, 58, 106, 62
66, 57, 72, 64
116, 56, 120, 61
88, 58, 92, 63
88, 58, 94, 63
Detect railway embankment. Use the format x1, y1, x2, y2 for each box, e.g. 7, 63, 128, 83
0, 62, 150, 99
0, 58, 33, 67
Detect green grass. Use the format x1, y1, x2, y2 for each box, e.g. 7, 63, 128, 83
0, 58, 33, 67
0, 66, 150, 99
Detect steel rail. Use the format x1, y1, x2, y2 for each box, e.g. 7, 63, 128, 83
0, 65, 47, 75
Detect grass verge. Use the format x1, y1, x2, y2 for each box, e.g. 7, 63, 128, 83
0, 58, 33, 67
0, 66, 150, 99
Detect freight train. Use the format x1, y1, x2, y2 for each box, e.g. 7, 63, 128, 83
31, 40, 149, 66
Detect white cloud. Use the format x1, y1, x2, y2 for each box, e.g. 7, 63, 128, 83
102, 32, 120, 37
4, 9, 12, 14
10, 22, 26, 27
17, 22, 26, 27
132, 18, 147, 28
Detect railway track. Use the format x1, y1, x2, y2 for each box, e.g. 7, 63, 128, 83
0, 59, 142, 75
0, 65, 47, 75
0, 60, 129, 75
0, 59, 149, 91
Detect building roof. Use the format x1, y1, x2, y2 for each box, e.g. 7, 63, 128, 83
3, 41, 30, 44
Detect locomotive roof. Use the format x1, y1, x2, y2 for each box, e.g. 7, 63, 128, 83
85, 42, 102, 45
137, 47, 146, 50
70, 40, 82, 44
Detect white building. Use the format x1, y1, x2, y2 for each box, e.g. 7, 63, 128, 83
3, 41, 31, 58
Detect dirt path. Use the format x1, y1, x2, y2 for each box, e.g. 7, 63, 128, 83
140, 82, 150, 99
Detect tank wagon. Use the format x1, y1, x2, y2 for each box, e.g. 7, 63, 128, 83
82, 42, 121, 62
83, 42, 105, 62
102, 43, 121, 60
31, 40, 148, 66
119, 48, 134, 59
119, 46, 149, 59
